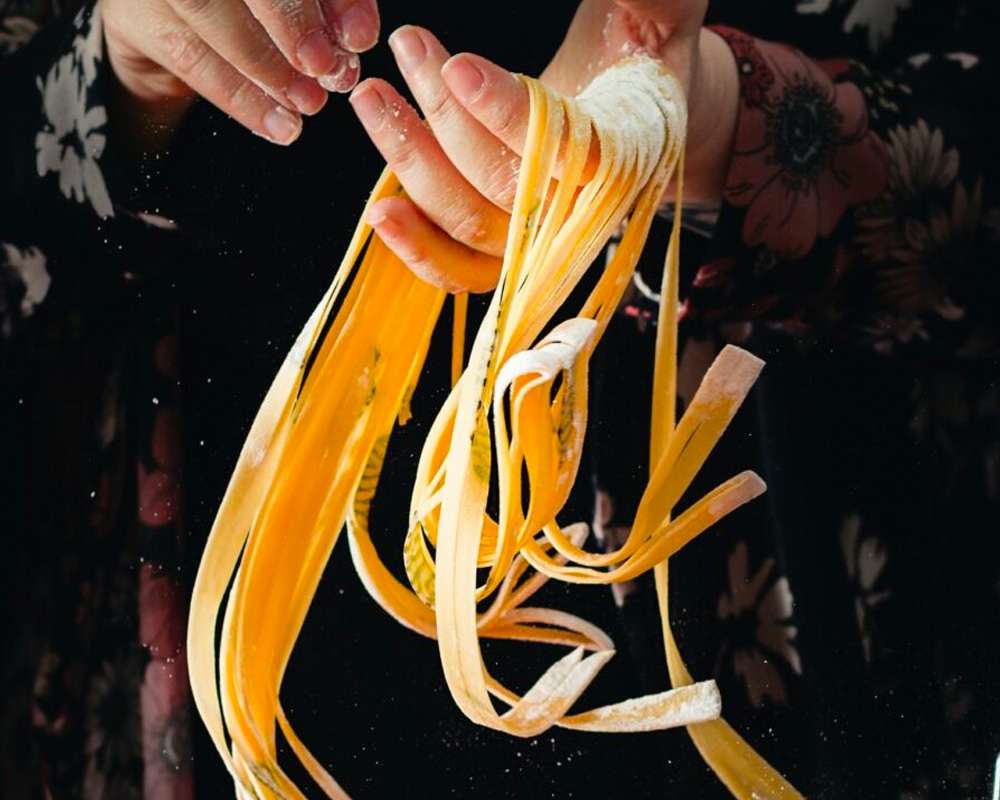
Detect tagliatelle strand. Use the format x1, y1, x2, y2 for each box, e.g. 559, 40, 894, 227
450, 291, 468, 388
188, 56, 805, 799
651, 151, 807, 800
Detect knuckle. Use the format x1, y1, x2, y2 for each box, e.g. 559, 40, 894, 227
489, 96, 523, 144
222, 79, 262, 116
406, 248, 436, 274
161, 24, 209, 77
395, 237, 438, 275
449, 209, 491, 249
482, 164, 519, 209
389, 140, 423, 176
270, 0, 308, 31
169, 0, 213, 15
261, 56, 296, 94
421, 85, 455, 124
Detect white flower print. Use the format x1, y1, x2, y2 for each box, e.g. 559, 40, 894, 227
885, 120, 960, 198
796, 0, 911, 53
862, 314, 928, 355
35, 3, 113, 218
843, 0, 910, 52
839, 513, 890, 663
72, 2, 104, 87
855, 120, 980, 327
944, 52, 979, 71
717, 541, 802, 708
1, 242, 50, 335
592, 489, 637, 607
133, 210, 179, 230
0, 14, 38, 54
795, 0, 835, 14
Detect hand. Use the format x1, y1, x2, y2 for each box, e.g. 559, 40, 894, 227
543, 0, 739, 204
349, 4, 739, 294
102, 0, 380, 148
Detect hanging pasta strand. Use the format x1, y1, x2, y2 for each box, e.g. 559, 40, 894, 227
189, 55, 804, 800
649, 137, 806, 800
451, 291, 468, 388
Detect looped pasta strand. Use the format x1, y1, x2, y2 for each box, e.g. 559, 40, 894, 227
188, 57, 805, 800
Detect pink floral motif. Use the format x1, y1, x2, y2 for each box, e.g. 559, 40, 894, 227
151, 407, 180, 471
717, 541, 802, 708
138, 460, 179, 527
154, 333, 178, 376
137, 330, 191, 800
139, 565, 185, 660
138, 381, 181, 527
692, 257, 737, 290
715, 28, 888, 259
141, 658, 193, 800
713, 26, 775, 108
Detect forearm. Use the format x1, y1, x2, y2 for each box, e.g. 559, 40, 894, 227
681, 27, 739, 206
0, 2, 163, 359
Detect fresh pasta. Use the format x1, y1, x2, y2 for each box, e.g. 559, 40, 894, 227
188, 56, 804, 800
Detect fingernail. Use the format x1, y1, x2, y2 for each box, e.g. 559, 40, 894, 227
367, 207, 401, 239
442, 56, 485, 104
388, 26, 426, 72
337, 2, 379, 53
318, 52, 360, 93
297, 29, 339, 76
263, 106, 302, 145
286, 75, 326, 115
374, 218, 401, 239
349, 84, 386, 130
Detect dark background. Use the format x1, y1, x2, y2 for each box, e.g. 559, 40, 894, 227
13, 0, 991, 797
153, 4, 714, 798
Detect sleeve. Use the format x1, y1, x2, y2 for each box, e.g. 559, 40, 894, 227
0, 0, 154, 354
684, 25, 1000, 358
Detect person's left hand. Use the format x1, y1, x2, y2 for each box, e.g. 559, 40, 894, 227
103, 0, 381, 150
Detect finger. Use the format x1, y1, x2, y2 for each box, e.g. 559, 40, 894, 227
441, 52, 531, 158
388, 25, 520, 212
238, 0, 341, 79
324, 0, 380, 53
317, 50, 360, 94
443, 52, 601, 183
368, 196, 502, 294
349, 78, 511, 257
166, 0, 326, 115
149, 8, 303, 144
614, 0, 707, 36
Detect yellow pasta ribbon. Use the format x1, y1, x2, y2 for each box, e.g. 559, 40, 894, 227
188, 56, 804, 799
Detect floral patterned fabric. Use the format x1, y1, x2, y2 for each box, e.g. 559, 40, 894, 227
600, 6, 998, 798
688, 23, 996, 352
1, 4, 192, 799
1, 1, 997, 799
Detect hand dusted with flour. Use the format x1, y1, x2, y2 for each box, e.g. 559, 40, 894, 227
187, 57, 802, 799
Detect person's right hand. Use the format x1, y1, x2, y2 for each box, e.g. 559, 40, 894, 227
102, 0, 380, 146
349, 3, 739, 294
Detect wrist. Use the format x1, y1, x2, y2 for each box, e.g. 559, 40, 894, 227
102, 7, 194, 156
680, 28, 739, 207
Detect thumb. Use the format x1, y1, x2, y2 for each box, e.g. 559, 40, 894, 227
613, 0, 707, 36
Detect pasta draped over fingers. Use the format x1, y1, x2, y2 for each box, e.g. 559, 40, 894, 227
188, 57, 805, 800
